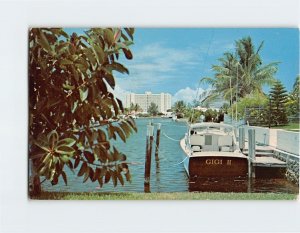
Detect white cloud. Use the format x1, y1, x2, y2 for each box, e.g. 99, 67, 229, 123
107, 84, 130, 104
172, 87, 205, 104
115, 43, 203, 92
114, 40, 236, 94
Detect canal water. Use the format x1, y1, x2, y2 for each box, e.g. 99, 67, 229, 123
42, 118, 299, 194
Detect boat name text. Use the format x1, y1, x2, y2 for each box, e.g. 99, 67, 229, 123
205, 159, 232, 165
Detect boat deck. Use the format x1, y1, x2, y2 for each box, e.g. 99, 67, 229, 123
180, 139, 247, 159
180, 138, 287, 168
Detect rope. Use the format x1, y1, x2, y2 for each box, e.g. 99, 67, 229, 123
171, 156, 188, 166
152, 137, 187, 166
162, 131, 181, 142
153, 122, 188, 128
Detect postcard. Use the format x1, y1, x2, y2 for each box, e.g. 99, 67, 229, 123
28, 28, 299, 200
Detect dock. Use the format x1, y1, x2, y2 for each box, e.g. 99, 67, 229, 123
238, 128, 288, 179
242, 145, 287, 168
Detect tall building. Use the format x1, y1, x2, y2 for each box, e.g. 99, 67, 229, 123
125, 92, 172, 113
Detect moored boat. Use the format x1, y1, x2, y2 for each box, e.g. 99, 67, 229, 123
180, 122, 248, 178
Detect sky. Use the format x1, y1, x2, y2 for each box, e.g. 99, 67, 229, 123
65, 28, 299, 104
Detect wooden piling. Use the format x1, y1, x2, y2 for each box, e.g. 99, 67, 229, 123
248, 129, 256, 178
239, 127, 245, 151
155, 123, 161, 161
144, 123, 154, 192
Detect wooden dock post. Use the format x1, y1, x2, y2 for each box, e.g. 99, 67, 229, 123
248, 129, 256, 178
239, 127, 245, 151
144, 123, 154, 192
155, 123, 161, 161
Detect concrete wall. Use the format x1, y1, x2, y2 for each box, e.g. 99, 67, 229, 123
277, 130, 299, 155
242, 126, 299, 156
243, 126, 270, 145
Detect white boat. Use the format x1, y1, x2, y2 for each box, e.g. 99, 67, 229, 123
180, 122, 248, 178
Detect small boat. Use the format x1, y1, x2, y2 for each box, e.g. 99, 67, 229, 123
180, 122, 248, 178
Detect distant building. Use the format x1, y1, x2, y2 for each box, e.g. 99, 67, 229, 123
125, 92, 172, 113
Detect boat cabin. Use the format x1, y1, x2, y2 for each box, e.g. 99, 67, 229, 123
187, 123, 237, 153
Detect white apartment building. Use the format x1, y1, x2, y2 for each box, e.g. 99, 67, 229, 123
125, 92, 172, 113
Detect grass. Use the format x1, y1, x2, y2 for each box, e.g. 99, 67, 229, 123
271, 122, 300, 131
31, 191, 298, 200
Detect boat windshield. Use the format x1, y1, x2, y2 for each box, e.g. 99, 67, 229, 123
190, 125, 234, 134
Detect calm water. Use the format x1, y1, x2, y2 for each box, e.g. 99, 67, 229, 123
42, 118, 299, 194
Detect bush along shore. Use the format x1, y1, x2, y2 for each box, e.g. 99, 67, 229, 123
31, 191, 298, 200
273, 150, 299, 185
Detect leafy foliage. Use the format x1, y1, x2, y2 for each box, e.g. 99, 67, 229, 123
147, 102, 159, 116
129, 103, 142, 113
229, 91, 268, 121
286, 76, 300, 117
201, 37, 278, 106
172, 100, 187, 118
29, 28, 136, 191
270, 80, 288, 125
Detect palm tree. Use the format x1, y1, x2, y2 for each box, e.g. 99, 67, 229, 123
201, 37, 278, 105
133, 103, 142, 113
173, 100, 187, 118
235, 37, 278, 97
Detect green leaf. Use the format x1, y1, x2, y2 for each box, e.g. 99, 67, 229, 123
60, 154, 70, 163
63, 83, 75, 90
126, 117, 137, 132
104, 171, 111, 183
124, 28, 134, 40
83, 48, 97, 66
93, 44, 105, 64
104, 29, 114, 45
38, 30, 52, 53
42, 153, 52, 164
60, 30, 69, 39
67, 160, 74, 172
119, 122, 132, 138
79, 87, 89, 102
78, 162, 87, 177
60, 59, 73, 65
89, 168, 95, 181
51, 174, 59, 185
74, 156, 80, 169
47, 130, 59, 148
94, 167, 101, 180
62, 171, 68, 185
125, 170, 132, 183
103, 73, 115, 89
116, 172, 124, 186
83, 167, 90, 183
71, 100, 78, 114
122, 48, 133, 60
113, 29, 122, 42
116, 98, 124, 112
55, 146, 75, 155
111, 171, 117, 187
100, 167, 107, 178
119, 153, 126, 161
114, 126, 126, 143
97, 176, 103, 188
105, 62, 129, 74
84, 151, 95, 163
58, 138, 76, 147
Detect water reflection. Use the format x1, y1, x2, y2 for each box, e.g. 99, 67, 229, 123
188, 177, 299, 194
